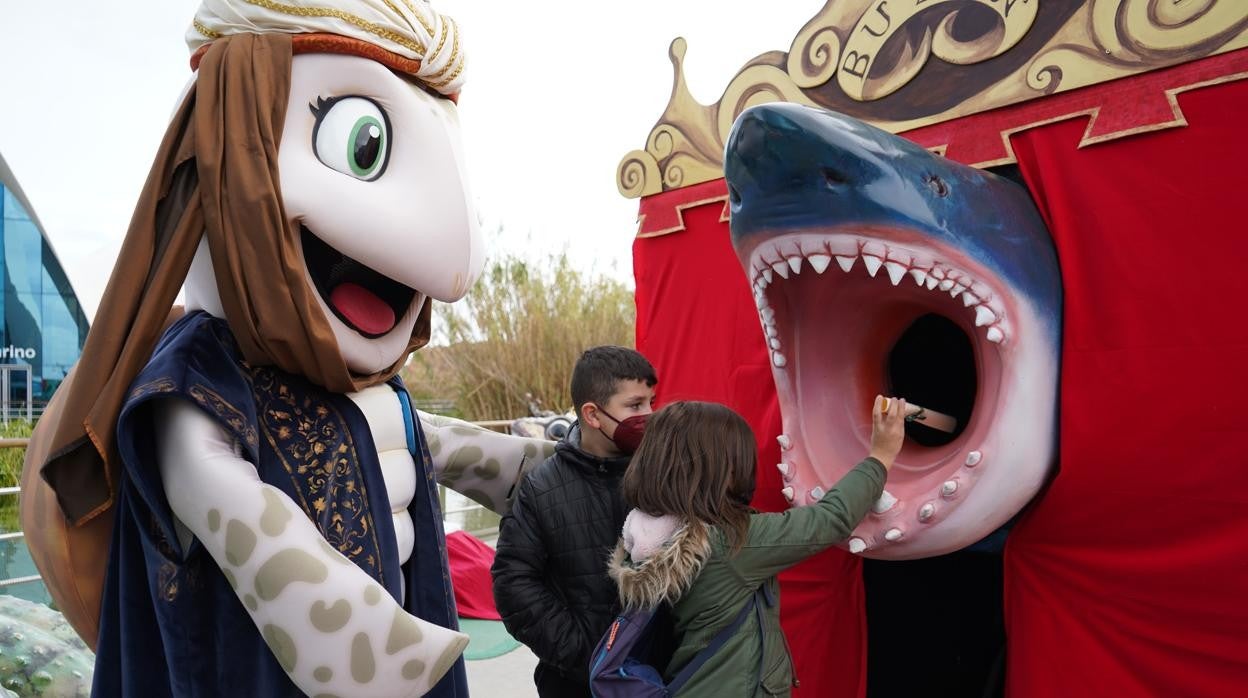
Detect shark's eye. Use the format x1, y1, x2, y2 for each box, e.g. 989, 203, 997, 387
311, 96, 392, 181
924, 174, 950, 198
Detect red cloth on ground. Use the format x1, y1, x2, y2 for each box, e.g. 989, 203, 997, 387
633, 202, 867, 698
1004, 78, 1248, 697
446, 530, 501, 620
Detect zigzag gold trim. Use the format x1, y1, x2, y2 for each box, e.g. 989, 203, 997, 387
636, 194, 732, 239
953, 69, 1248, 169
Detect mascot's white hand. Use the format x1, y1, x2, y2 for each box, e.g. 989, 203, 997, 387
155, 400, 467, 697
420, 410, 554, 515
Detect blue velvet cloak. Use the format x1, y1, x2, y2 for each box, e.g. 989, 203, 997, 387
92, 311, 467, 697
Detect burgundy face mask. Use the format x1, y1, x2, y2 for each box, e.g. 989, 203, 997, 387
597, 408, 650, 454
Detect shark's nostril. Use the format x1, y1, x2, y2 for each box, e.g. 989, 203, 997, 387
728, 183, 742, 207
823, 167, 848, 189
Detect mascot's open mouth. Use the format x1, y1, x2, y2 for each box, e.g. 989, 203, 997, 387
302, 225, 417, 338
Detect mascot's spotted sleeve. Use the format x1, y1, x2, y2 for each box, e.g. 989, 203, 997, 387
18, 2, 554, 696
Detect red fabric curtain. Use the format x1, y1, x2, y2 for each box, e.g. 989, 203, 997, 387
1004, 78, 1248, 696
631, 76, 1248, 698
633, 202, 868, 697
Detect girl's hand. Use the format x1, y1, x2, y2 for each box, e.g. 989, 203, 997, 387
869, 395, 906, 470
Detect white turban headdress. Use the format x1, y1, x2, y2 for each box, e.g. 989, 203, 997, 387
187, 0, 466, 97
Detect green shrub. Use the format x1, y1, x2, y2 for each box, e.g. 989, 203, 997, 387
0, 421, 32, 534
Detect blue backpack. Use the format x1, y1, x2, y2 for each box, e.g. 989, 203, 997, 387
589, 587, 767, 697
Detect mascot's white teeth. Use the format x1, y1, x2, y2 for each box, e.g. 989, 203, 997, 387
301, 225, 418, 338
749, 235, 1010, 368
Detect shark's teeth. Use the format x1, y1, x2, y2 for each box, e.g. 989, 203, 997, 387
884, 261, 907, 286
917, 502, 936, 522
777, 434, 792, 450
884, 528, 904, 542
776, 462, 791, 478
873, 490, 898, 514
847, 537, 867, 554
965, 450, 983, 467
941, 480, 959, 498
781, 486, 795, 503
750, 235, 1012, 353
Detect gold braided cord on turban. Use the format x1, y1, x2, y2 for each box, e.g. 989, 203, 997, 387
188, 0, 466, 94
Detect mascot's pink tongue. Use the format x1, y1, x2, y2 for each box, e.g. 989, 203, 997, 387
329, 283, 395, 335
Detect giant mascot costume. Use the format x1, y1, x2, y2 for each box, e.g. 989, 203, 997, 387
19, 2, 555, 696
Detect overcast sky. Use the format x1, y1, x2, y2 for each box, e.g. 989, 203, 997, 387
0, 1, 821, 319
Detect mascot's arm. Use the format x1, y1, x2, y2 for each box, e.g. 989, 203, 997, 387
418, 410, 554, 515
156, 400, 467, 697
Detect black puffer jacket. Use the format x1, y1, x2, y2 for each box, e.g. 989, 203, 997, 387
491, 424, 631, 682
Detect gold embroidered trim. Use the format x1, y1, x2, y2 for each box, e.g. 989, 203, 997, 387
241, 0, 426, 55
189, 384, 260, 448
427, 16, 459, 83
251, 367, 385, 584
401, 0, 441, 37
194, 19, 222, 40
431, 60, 464, 89
130, 378, 178, 401
429, 15, 449, 65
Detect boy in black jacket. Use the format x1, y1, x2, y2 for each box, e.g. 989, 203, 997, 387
492, 346, 658, 696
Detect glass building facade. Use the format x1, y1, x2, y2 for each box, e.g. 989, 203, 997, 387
0, 153, 90, 409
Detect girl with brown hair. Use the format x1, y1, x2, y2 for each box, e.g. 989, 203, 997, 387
608, 396, 905, 696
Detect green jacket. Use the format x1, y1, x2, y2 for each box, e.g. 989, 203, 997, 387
608, 459, 886, 697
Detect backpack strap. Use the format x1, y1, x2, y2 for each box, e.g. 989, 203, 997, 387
667, 587, 767, 694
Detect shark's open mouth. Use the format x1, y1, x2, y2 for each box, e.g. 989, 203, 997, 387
746, 228, 1014, 555
302, 225, 418, 338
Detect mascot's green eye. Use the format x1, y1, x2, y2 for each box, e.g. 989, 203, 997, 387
311, 96, 391, 181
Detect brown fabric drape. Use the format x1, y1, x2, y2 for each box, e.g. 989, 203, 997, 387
33, 32, 430, 527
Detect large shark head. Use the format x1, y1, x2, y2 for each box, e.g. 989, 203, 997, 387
725, 103, 1062, 559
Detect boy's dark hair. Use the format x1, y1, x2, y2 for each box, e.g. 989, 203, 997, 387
570, 346, 657, 413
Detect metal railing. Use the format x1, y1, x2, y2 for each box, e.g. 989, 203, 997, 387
0, 418, 515, 590
0, 364, 33, 423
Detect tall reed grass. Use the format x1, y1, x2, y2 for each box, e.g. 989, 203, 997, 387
403, 250, 635, 421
